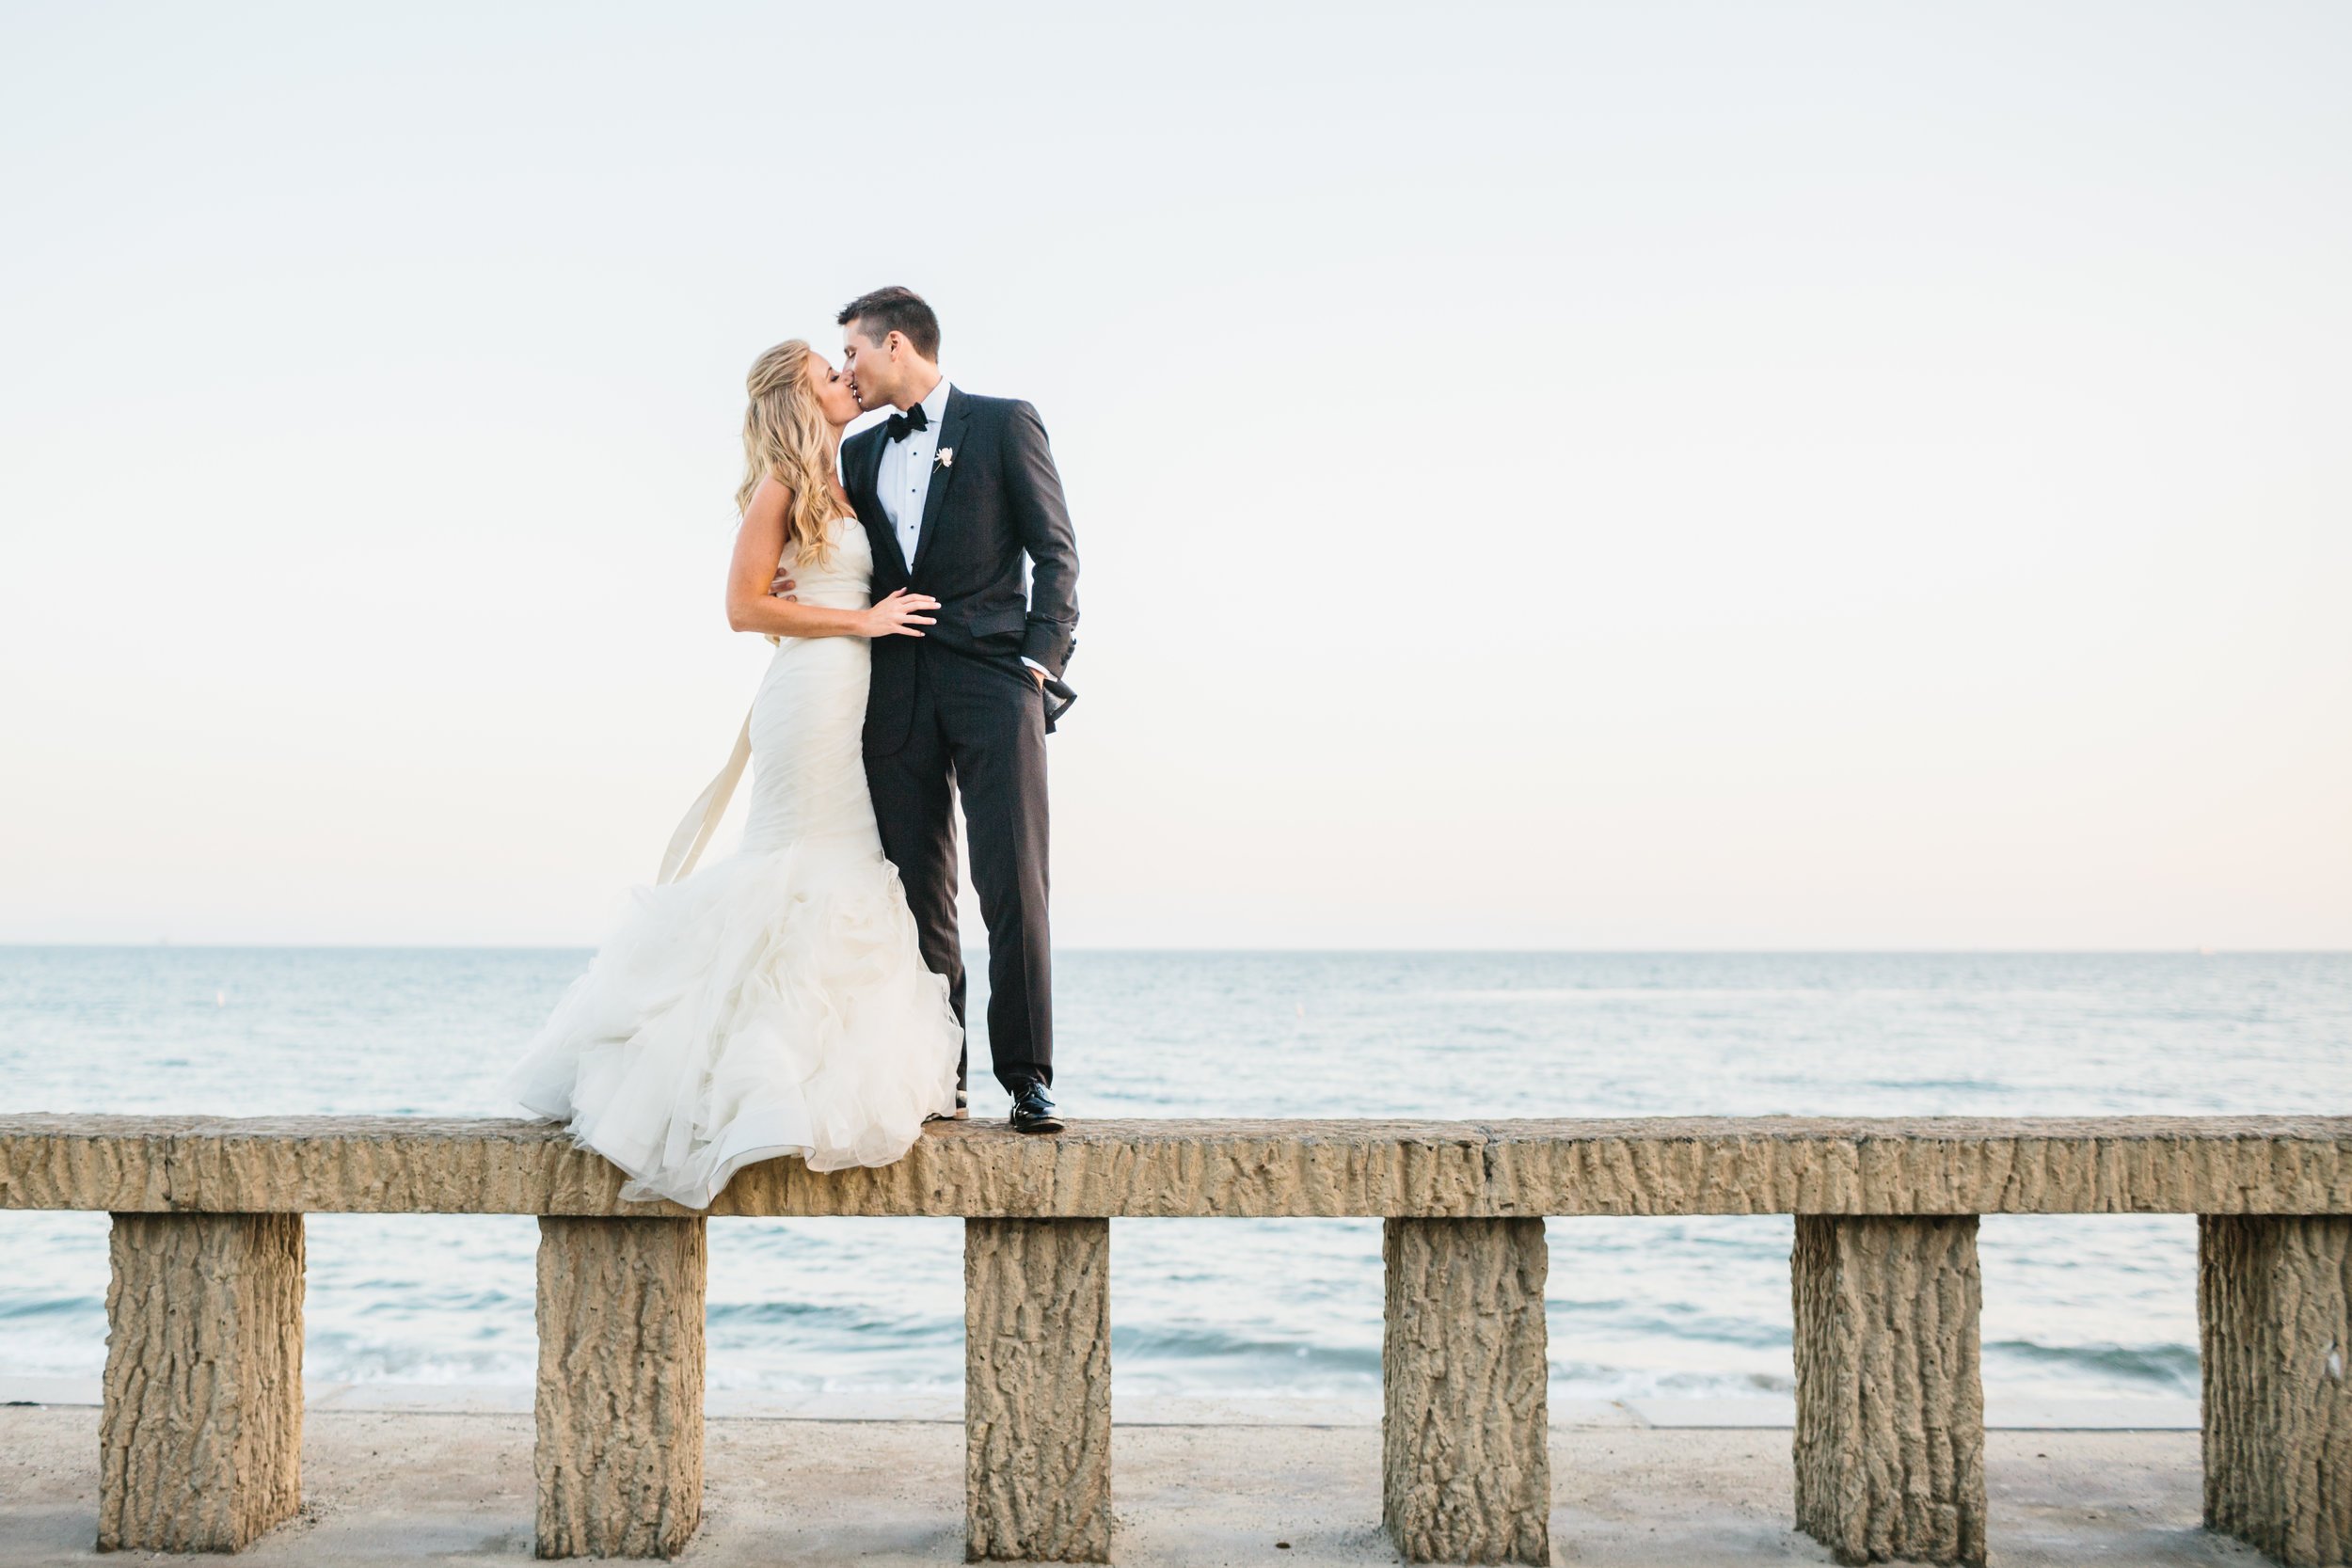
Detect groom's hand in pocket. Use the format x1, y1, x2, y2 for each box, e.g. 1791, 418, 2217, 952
770, 571, 797, 602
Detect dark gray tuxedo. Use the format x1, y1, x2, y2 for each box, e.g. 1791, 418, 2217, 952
845, 385, 1078, 1095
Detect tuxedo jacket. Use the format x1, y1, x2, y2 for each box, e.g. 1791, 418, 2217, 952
844, 387, 1080, 750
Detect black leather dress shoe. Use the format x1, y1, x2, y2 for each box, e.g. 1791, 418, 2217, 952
1009, 1081, 1064, 1134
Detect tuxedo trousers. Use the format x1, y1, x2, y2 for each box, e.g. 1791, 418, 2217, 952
863, 647, 1053, 1095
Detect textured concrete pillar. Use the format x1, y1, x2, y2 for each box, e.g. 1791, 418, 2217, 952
534, 1216, 706, 1559
964, 1216, 1111, 1561
1381, 1216, 1550, 1564
1791, 1214, 1986, 1566
98, 1211, 305, 1551
2201, 1215, 2352, 1566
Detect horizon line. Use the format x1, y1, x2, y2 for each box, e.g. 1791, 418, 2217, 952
1, 942, 2344, 958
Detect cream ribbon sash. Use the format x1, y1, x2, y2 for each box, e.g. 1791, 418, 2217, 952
660, 626, 787, 884
657, 705, 754, 884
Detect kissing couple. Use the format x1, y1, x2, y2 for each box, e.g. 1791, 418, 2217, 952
504, 286, 1080, 1209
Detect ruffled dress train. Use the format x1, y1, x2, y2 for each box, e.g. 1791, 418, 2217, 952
503, 519, 962, 1208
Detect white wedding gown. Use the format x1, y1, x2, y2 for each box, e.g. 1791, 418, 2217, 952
504, 515, 962, 1208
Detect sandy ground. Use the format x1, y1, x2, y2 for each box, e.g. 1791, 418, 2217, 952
1, 1407, 2264, 1566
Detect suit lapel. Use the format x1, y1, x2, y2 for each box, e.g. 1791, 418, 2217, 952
856, 427, 907, 579
908, 385, 966, 578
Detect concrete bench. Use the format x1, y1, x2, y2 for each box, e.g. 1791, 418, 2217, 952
5, 1114, 2347, 1564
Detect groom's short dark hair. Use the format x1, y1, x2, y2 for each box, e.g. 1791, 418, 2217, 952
837, 286, 940, 359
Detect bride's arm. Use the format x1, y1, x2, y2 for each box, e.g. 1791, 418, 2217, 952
723, 474, 935, 640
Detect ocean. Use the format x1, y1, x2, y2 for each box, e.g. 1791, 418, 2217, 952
2, 948, 2345, 1411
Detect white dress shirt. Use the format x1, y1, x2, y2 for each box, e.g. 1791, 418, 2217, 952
875, 374, 1050, 681
876, 375, 952, 568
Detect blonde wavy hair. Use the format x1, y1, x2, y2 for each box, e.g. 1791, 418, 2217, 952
736, 339, 848, 568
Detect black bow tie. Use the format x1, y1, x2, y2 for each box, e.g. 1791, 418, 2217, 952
885, 404, 930, 442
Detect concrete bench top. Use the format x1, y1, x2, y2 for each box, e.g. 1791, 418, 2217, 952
5, 1113, 2346, 1217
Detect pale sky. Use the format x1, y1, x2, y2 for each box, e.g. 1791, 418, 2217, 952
2, 2, 2346, 949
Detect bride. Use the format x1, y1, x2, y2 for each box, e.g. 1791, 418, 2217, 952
503, 339, 964, 1209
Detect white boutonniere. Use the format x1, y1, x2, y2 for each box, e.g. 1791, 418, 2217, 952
933, 447, 955, 471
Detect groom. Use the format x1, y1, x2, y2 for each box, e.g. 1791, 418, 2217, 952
825, 286, 1077, 1134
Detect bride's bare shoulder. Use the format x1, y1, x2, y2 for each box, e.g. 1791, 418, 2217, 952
744, 471, 793, 514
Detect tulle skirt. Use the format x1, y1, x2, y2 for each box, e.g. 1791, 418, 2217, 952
504, 621, 963, 1210
504, 832, 961, 1207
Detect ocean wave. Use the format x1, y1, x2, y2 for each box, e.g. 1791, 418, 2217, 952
1114, 1323, 1382, 1380
0, 1294, 103, 1323
1983, 1338, 2199, 1394
706, 1298, 960, 1345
